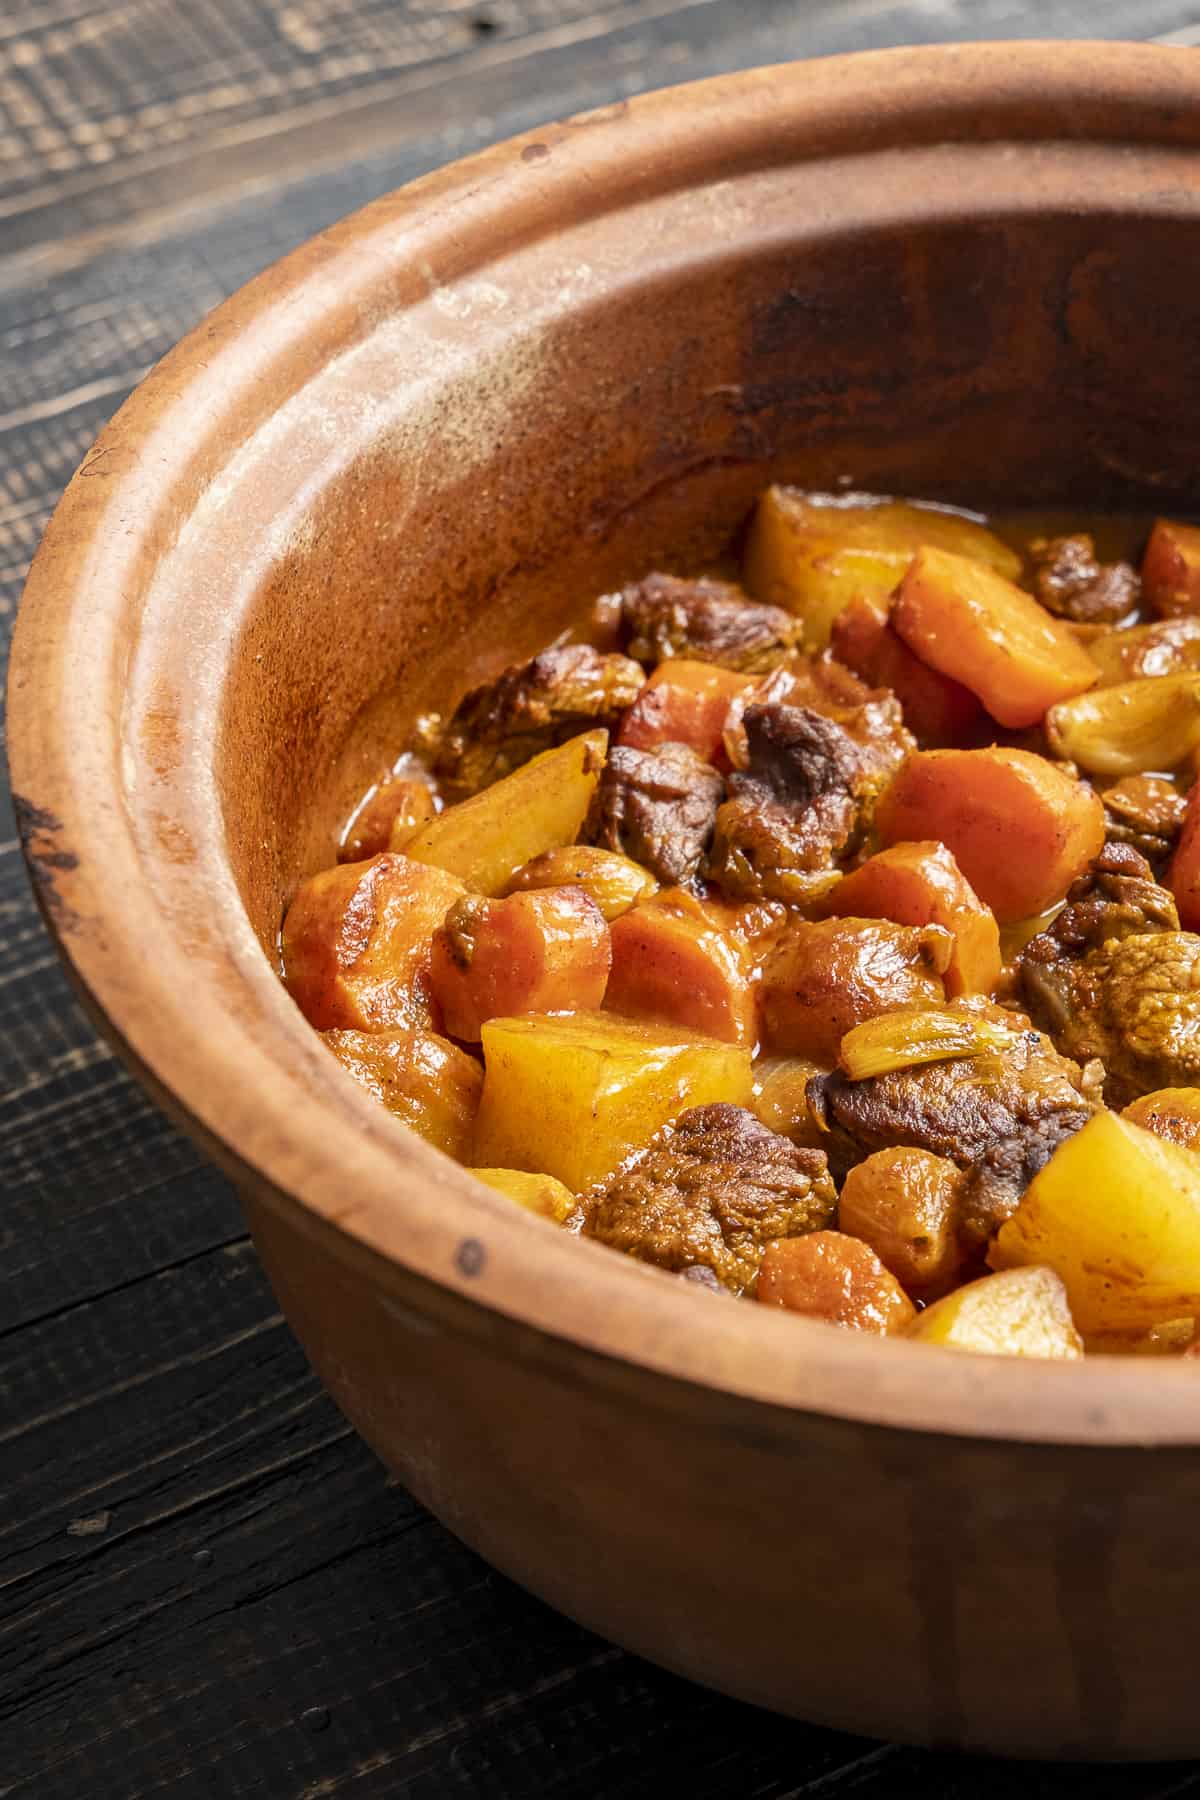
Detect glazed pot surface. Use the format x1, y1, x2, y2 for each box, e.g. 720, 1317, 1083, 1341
9, 42, 1200, 1755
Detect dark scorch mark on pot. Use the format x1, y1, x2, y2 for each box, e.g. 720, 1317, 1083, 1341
12, 793, 81, 932
455, 1238, 487, 1278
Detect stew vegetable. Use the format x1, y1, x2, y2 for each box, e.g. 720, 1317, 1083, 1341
282, 489, 1200, 1360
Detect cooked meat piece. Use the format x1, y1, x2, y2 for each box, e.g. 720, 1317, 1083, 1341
1029, 534, 1140, 625
434, 644, 644, 794
737, 652, 911, 755
1018, 844, 1200, 1101
610, 572, 803, 672
709, 690, 911, 903
1103, 774, 1188, 865
587, 740, 725, 887
577, 1103, 837, 1292
1022, 928, 1200, 1105
808, 1021, 1097, 1246
1024, 842, 1179, 961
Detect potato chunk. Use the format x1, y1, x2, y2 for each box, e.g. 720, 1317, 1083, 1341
1123, 1087, 1200, 1151
759, 916, 951, 1062
338, 774, 436, 862
757, 1232, 916, 1333
606, 888, 757, 1045
875, 747, 1105, 923
892, 547, 1099, 729
470, 1167, 575, 1222
838, 1146, 966, 1297
503, 845, 656, 920
405, 730, 607, 894
323, 1027, 481, 1160
473, 1012, 753, 1191
430, 888, 610, 1041
1142, 517, 1200, 618
908, 1266, 1083, 1358
283, 853, 464, 1031
824, 840, 1000, 998
617, 658, 752, 762
989, 1111, 1200, 1332
752, 1056, 827, 1148
1046, 675, 1200, 778
743, 488, 1019, 651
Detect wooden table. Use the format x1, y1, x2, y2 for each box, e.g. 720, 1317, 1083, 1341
4, 4, 1200, 1793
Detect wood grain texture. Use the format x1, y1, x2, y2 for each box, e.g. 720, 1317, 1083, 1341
4, 2, 1200, 1794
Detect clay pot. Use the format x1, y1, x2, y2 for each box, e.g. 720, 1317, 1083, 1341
10, 42, 1200, 1758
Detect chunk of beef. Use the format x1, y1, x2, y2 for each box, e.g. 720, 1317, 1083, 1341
1103, 774, 1188, 865
808, 1020, 1098, 1247
1025, 842, 1180, 959
577, 1103, 837, 1292
587, 740, 724, 887
1024, 930, 1200, 1105
609, 572, 803, 672
434, 644, 644, 794
1029, 534, 1140, 625
709, 685, 911, 904
1019, 844, 1200, 1102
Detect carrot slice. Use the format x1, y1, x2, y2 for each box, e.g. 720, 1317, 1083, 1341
830, 595, 980, 746
1169, 775, 1200, 931
339, 775, 436, 862
617, 658, 752, 762
430, 887, 611, 1041
1142, 518, 1200, 619
824, 840, 1000, 997
892, 546, 1098, 729
757, 1232, 916, 1333
282, 853, 464, 1031
875, 747, 1105, 923
606, 887, 758, 1045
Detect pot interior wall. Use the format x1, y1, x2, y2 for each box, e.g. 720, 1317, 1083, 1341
215, 207, 1200, 954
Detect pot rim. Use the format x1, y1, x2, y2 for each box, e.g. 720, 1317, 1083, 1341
11, 39, 1200, 1450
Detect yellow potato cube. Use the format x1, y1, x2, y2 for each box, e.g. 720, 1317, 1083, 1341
989, 1111, 1200, 1332
405, 730, 607, 894
471, 1167, 576, 1223
742, 487, 1020, 651
909, 1266, 1083, 1359
473, 1011, 753, 1192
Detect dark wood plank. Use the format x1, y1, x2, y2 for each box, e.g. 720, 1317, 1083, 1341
4, 2, 1200, 1795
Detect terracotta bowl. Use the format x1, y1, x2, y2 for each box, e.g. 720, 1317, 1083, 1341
11, 40, 1200, 1759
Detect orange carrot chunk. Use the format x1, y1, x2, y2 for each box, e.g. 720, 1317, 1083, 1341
1142, 518, 1200, 619
891, 546, 1098, 729
1169, 775, 1200, 932
323, 1027, 482, 1160
283, 853, 465, 1032
830, 595, 980, 746
430, 887, 611, 1041
617, 658, 753, 763
823, 840, 1001, 998
339, 775, 437, 862
757, 1232, 916, 1333
876, 747, 1105, 924
606, 887, 759, 1045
